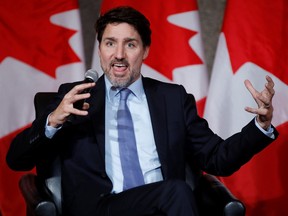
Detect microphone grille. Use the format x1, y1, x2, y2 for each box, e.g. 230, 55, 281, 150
85, 69, 99, 82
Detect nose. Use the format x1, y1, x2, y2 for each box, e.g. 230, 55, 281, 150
114, 45, 125, 60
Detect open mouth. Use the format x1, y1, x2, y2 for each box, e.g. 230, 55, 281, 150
112, 63, 127, 68
111, 62, 128, 72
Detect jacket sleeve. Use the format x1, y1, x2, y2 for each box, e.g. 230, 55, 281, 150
6, 83, 75, 171
182, 87, 279, 176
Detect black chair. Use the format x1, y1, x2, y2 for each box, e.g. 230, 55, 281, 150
19, 92, 245, 216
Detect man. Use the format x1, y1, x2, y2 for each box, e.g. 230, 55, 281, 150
6, 6, 277, 216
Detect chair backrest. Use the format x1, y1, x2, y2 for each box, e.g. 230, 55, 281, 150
34, 92, 57, 118
34, 92, 62, 215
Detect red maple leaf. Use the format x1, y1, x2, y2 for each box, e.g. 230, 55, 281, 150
101, 0, 202, 80
0, 0, 81, 78
223, 0, 288, 85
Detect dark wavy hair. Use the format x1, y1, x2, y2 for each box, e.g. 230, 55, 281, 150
95, 6, 151, 47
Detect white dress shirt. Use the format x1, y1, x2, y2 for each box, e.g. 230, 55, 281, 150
104, 76, 163, 193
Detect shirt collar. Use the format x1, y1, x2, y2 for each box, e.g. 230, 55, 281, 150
104, 75, 145, 103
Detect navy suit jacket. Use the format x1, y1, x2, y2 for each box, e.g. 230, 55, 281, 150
7, 75, 277, 215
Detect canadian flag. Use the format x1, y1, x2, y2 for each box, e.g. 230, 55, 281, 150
204, 1, 288, 215
92, 0, 209, 116
0, 0, 85, 215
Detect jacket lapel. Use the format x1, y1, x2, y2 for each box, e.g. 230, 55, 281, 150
143, 77, 169, 178
88, 76, 106, 163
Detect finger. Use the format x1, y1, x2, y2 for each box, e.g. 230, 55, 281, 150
64, 82, 95, 104
82, 102, 90, 110
245, 106, 258, 114
265, 75, 275, 95
266, 75, 274, 88
69, 82, 95, 96
71, 107, 89, 115
257, 76, 275, 107
244, 79, 259, 101
245, 106, 271, 115
256, 94, 271, 108
73, 92, 91, 104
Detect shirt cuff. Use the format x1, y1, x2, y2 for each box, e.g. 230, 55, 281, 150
45, 113, 62, 139
254, 118, 275, 139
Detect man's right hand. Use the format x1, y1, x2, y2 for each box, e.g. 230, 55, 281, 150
48, 82, 96, 127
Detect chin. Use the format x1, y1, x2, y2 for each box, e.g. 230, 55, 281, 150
107, 71, 137, 88
111, 78, 130, 88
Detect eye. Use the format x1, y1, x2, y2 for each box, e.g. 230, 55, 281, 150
127, 42, 136, 48
106, 41, 114, 47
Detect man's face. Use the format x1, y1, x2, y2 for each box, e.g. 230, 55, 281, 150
98, 23, 149, 88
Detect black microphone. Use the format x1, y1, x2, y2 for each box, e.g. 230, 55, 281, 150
73, 69, 99, 110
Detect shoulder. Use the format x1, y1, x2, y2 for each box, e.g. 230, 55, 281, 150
142, 76, 186, 92
142, 76, 192, 101
142, 76, 196, 105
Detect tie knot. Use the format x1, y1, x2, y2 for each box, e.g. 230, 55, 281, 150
119, 88, 131, 101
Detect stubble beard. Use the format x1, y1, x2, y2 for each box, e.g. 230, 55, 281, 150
103, 66, 140, 88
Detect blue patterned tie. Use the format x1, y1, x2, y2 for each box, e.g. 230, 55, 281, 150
117, 88, 145, 190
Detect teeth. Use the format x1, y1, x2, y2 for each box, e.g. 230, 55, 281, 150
113, 63, 126, 67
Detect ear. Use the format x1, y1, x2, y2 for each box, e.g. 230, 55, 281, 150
143, 46, 150, 60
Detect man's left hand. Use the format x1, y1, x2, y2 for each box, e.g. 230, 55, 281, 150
244, 75, 275, 130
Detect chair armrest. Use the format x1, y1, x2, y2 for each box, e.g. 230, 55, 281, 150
19, 173, 57, 216
195, 174, 245, 216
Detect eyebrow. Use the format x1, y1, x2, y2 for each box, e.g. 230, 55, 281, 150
103, 37, 139, 43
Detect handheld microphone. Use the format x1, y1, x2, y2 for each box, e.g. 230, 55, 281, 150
73, 69, 99, 110
83, 69, 99, 85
